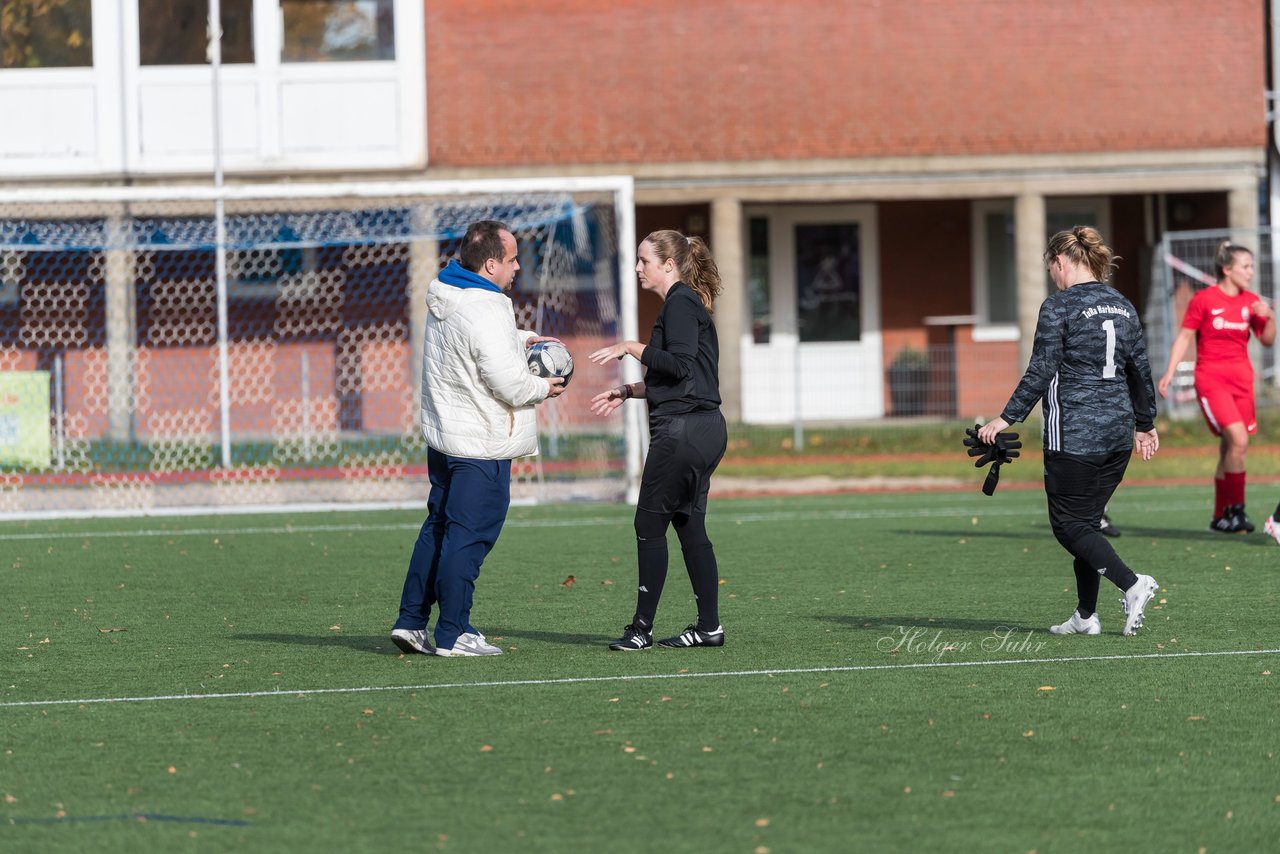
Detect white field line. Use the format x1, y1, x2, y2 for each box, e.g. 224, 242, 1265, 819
0, 500, 1210, 542
2, 647, 1276, 710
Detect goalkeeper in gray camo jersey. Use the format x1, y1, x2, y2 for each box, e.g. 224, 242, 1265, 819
979, 226, 1160, 637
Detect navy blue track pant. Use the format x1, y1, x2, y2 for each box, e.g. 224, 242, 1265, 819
394, 447, 511, 649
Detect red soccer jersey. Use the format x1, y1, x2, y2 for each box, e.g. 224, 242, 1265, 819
1182, 285, 1268, 386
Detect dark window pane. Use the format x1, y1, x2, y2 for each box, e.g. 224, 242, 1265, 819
747, 216, 770, 344
139, 0, 254, 66
795, 223, 860, 343
984, 211, 1016, 324
1045, 209, 1098, 295
282, 0, 395, 62
1, 0, 93, 68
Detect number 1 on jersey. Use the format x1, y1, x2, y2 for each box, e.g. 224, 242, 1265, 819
1101, 318, 1116, 378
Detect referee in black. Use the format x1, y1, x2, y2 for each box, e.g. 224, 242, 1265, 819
980, 226, 1160, 637
589, 229, 728, 650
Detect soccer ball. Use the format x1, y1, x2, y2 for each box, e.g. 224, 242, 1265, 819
527, 341, 573, 386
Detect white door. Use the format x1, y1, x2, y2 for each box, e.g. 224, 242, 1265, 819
741, 204, 882, 423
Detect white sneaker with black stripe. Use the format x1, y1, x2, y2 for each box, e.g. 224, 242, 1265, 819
657, 625, 725, 648
390, 627, 435, 655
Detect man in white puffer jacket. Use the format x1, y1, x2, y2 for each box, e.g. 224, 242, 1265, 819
391, 220, 565, 657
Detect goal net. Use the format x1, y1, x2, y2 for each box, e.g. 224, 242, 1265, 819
0, 177, 637, 518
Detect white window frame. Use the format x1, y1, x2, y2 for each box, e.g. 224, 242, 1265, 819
0, 0, 425, 178
971, 196, 1111, 342
970, 199, 1019, 341
739, 203, 883, 423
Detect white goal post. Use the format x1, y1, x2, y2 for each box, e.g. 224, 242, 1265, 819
0, 176, 640, 518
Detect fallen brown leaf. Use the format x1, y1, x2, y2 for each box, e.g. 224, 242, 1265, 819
561, 575, 575, 587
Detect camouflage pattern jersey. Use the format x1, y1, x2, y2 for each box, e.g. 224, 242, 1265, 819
1000, 281, 1157, 455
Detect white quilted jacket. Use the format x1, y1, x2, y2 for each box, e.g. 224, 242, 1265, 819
419, 276, 549, 460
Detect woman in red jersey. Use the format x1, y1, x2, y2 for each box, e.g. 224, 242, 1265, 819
1157, 241, 1276, 533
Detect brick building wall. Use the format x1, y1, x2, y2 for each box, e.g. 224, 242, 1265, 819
425, 0, 1265, 167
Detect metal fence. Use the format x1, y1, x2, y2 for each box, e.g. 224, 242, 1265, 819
1147, 227, 1278, 419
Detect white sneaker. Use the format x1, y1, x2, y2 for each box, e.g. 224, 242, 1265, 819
1265, 516, 1280, 546
390, 627, 435, 655
1120, 574, 1159, 636
435, 631, 503, 657
1049, 611, 1101, 635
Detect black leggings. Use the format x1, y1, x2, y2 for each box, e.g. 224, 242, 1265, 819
1044, 450, 1139, 613
632, 507, 720, 631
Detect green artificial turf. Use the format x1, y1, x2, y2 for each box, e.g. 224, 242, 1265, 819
2, 487, 1278, 852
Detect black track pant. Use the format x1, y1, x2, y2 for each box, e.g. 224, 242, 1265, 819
631, 412, 727, 631
1044, 450, 1140, 615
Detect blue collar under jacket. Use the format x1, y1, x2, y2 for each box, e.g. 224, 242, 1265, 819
438, 259, 502, 293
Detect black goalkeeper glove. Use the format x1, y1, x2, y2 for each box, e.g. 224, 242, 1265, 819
962, 425, 1021, 495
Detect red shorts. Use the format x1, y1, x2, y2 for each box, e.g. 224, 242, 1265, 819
1197, 385, 1256, 436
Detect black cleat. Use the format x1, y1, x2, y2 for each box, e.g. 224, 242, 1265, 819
608, 623, 653, 651
1099, 514, 1121, 538
657, 625, 725, 648
1211, 504, 1254, 534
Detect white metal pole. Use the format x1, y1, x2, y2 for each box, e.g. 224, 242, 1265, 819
615, 180, 642, 503
301, 350, 312, 462
209, 0, 232, 468
792, 337, 804, 451
1271, 0, 1279, 388
53, 353, 65, 469
531, 224, 549, 499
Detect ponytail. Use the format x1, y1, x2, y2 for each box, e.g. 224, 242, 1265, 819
1043, 225, 1119, 283
1214, 239, 1251, 280
643, 230, 723, 314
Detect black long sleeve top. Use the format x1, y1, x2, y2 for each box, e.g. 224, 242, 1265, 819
641, 282, 721, 417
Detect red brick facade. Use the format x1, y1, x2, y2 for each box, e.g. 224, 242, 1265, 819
426, 0, 1265, 166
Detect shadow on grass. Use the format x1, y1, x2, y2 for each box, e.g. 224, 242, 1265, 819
491, 628, 609, 646
1101, 524, 1280, 546
232, 629, 607, 653
899, 524, 1275, 546
819, 614, 1038, 633
890, 529, 1042, 540
231, 632, 399, 654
